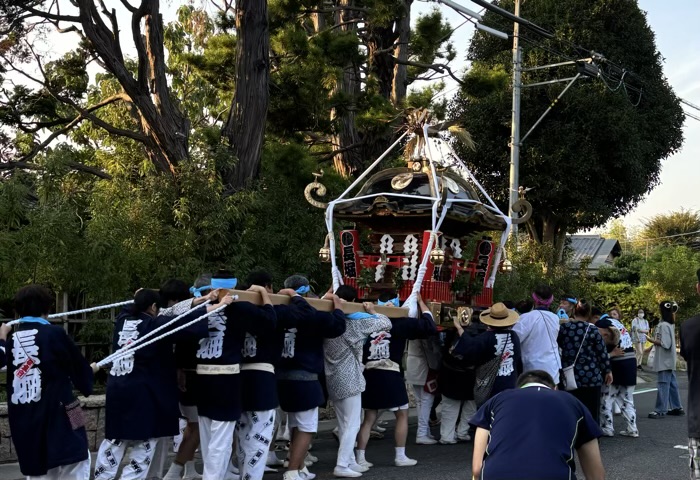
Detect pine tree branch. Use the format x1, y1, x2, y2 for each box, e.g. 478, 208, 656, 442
0, 159, 112, 179
392, 57, 465, 86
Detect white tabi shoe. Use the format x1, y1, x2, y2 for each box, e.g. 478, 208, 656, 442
264, 466, 279, 473
333, 466, 362, 478
355, 459, 373, 469
267, 451, 285, 467
395, 457, 418, 467
415, 436, 437, 445
300, 466, 317, 479
349, 462, 369, 473
283, 470, 303, 480
306, 452, 319, 463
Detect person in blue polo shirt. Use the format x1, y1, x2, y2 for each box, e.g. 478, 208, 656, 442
469, 370, 605, 480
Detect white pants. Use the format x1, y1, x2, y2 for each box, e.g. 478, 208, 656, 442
412, 386, 436, 439
237, 410, 276, 480
95, 439, 159, 480
600, 384, 638, 434
440, 397, 476, 442
634, 342, 644, 365
333, 394, 362, 468
28, 453, 91, 480
199, 416, 236, 480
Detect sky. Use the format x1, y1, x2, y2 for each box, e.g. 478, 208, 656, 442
412, 0, 700, 230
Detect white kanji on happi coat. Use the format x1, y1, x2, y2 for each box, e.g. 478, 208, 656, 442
110, 320, 142, 377
12, 329, 42, 404
282, 328, 297, 359
197, 312, 226, 359
367, 331, 392, 361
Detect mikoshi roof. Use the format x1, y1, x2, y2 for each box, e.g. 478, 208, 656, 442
333, 166, 509, 237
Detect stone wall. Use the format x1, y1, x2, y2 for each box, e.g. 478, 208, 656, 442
0, 395, 106, 464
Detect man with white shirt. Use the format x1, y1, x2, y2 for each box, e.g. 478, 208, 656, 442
511, 284, 561, 384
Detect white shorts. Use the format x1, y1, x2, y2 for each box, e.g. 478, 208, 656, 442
387, 403, 409, 412
180, 403, 199, 423
287, 407, 319, 433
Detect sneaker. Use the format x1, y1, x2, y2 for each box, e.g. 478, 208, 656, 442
268, 452, 285, 467
416, 436, 438, 445
333, 466, 362, 478
619, 429, 639, 438
183, 472, 202, 480
668, 408, 686, 416
372, 424, 386, 433
283, 471, 303, 480
306, 453, 319, 464
369, 430, 385, 439
163, 467, 183, 480
300, 467, 316, 480
356, 459, 373, 469
264, 466, 279, 473
439, 438, 457, 445
284, 458, 313, 468
456, 435, 472, 442
648, 411, 665, 419
349, 462, 369, 473
395, 457, 418, 467
601, 430, 614, 437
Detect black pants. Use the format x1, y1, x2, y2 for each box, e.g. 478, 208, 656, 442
570, 386, 602, 423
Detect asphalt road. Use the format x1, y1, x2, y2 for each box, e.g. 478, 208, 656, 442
0, 373, 690, 479
265, 375, 691, 480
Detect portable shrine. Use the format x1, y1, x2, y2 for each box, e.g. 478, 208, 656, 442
305, 111, 532, 318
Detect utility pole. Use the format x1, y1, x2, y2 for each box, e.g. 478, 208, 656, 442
508, 0, 522, 239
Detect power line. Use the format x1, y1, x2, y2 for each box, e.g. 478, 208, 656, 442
681, 98, 700, 112
684, 110, 700, 122
619, 229, 700, 245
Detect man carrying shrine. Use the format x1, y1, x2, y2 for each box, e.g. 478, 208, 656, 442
95, 287, 233, 480
276, 276, 347, 480
0, 284, 94, 479
242, 271, 317, 480
354, 291, 437, 470
323, 286, 392, 478
192, 270, 277, 480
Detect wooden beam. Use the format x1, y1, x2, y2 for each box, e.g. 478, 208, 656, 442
219, 289, 411, 319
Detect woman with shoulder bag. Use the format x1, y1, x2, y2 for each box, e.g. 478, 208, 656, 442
557, 299, 612, 423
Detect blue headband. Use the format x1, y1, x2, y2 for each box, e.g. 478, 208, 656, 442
564, 297, 577, 304
190, 285, 212, 298
377, 296, 400, 307
211, 278, 237, 290
296, 285, 310, 295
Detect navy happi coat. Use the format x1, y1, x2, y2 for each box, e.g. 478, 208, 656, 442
240, 296, 314, 411
277, 307, 346, 412
195, 301, 277, 421
1, 322, 93, 476
105, 307, 208, 440
361, 312, 437, 410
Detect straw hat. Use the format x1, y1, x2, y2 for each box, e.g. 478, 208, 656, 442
479, 302, 520, 327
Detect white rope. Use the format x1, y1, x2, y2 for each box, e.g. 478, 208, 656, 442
325, 131, 410, 292
96, 301, 211, 367
47, 300, 134, 319
97, 303, 227, 367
